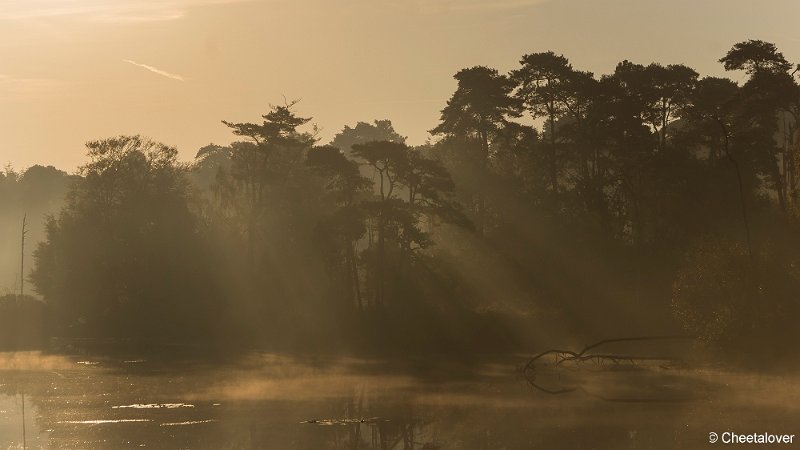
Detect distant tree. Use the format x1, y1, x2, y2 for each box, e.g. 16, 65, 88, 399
31, 136, 217, 338
18, 166, 70, 203
331, 120, 406, 156
193, 144, 231, 176
0, 165, 71, 297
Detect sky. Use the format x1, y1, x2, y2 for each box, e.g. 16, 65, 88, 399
1, 0, 799, 171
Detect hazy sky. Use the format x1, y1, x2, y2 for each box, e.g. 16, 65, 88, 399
1, 0, 799, 171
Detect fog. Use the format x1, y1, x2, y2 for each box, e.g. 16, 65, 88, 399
2, 37, 800, 449
0, 165, 70, 295
1, 352, 799, 449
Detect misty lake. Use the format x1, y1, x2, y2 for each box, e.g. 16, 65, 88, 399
0, 350, 797, 449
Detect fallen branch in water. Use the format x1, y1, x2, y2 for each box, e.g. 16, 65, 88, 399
523, 335, 697, 372
521, 335, 697, 397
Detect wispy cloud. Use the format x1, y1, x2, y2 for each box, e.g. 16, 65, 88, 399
398, 0, 550, 14
456, 0, 551, 11
0, 0, 251, 23
0, 74, 66, 99
123, 60, 186, 82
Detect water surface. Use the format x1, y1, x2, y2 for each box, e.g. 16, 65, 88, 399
0, 351, 797, 449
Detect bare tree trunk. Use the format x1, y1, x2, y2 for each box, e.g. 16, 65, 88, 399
376, 218, 385, 308
477, 129, 490, 236
20, 214, 27, 306
549, 114, 558, 194
348, 242, 363, 310
719, 121, 754, 262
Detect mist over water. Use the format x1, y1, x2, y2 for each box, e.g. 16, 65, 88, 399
0, 351, 798, 450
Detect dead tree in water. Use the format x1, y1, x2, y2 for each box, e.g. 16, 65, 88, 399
19, 214, 28, 307
20, 214, 28, 450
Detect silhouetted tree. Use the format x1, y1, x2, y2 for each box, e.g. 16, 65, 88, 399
513, 52, 574, 193
307, 145, 372, 309
720, 40, 792, 74
219, 103, 316, 268
331, 120, 406, 157
432, 66, 520, 234
721, 40, 800, 215
19, 39, 800, 362
31, 136, 218, 339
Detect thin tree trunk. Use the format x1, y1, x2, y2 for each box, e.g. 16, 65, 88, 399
549, 114, 558, 193
20, 214, 27, 305
719, 120, 754, 262
349, 242, 362, 310
376, 218, 385, 308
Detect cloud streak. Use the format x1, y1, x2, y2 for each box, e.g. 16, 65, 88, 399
0, 0, 546, 23
440, 0, 550, 11
123, 60, 186, 82
0, 74, 66, 99
391, 0, 551, 14
0, 0, 251, 23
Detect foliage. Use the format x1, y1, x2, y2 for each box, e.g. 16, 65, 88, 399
672, 234, 800, 363
30, 136, 219, 339
18, 40, 800, 362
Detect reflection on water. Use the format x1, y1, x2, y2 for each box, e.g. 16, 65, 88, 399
0, 391, 47, 450
0, 351, 797, 449
58, 419, 151, 424
112, 404, 195, 409
160, 419, 216, 426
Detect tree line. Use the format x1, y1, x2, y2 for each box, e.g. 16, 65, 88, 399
8, 39, 800, 362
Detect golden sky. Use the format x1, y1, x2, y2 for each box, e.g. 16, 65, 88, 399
1, 0, 799, 170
